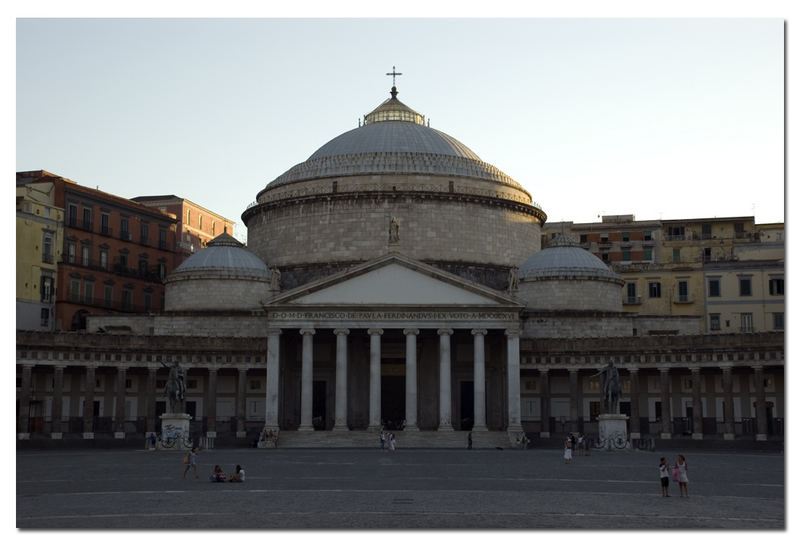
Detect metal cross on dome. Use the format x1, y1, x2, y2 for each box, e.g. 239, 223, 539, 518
386, 66, 403, 86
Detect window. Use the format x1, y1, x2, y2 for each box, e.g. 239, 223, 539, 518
199, 215, 203, 229
701, 223, 712, 239
769, 278, 784, 296
84, 281, 94, 305
677, 280, 689, 302
82, 207, 92, 230
739, 277, 752, 297
122, 287, 133, 311
119, 253, 128, 268
101, 212, 110, 235
644, 231, 652, 241
144, 292, 152, 313
81, 245, 90, 267
40, 274, 54, 303
648, 281, 661, 298
68, 203, 78, 227
667, 226, 685, 239
708, 278, 721, 297
211, 222, 216, 236
158, 262, 167, 280
773, 312, 784, 330
672, 248, 681, 263
622, 232, 630, 242
158, 228, 167, 250
600, 233, 609, 243
100, 249, 108, 270
42, 232, 54, 263
186, 209, 191, 225
579, 234, 587, 244
120, 217, 130, 240
644, 249, 652, 261
141, 222, 149, 245
138, 258, 148, 276
740, 313, 754, 332
69, 279, 81, 302
104, 285, 113, 308
709, 314, 721, 331
40, 308, 50, 328
625, 282, 638, 303
622, 250, 631, 261
601, 252, 609, 262
67, 242, 76, 264
703, 248, 712, 262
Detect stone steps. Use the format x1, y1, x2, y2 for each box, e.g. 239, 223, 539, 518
265, 430, 515, 449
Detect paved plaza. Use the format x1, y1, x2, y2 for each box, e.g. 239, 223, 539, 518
16, 445, 784, 529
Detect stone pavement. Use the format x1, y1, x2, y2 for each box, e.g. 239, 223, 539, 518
16, 446, 784, 529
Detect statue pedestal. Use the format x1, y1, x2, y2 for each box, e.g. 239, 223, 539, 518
595, 413, 631, 451
158, 413, 193, 451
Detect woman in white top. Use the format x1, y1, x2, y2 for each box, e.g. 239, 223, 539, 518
228, 464, 245, 482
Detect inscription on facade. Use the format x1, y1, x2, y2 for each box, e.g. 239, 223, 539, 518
268, 310, 517, 322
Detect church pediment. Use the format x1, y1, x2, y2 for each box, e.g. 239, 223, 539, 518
267, 253, 519, 308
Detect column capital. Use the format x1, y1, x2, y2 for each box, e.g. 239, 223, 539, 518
719, 364, 734, 371
265, 328, 282, 336
367, 328, 384, 336
538, 367, 549, 376
437, 328, 454, 336
53, 364, 66, 371
751, 364, 764, 372
626, 366, 640, 374
568, 368, 578, 375
657, 366, 671, 373
689, 365, 701, 374
470, 328, 488, 337
504, 328, 520, 338
208, 367, 218, 375
299, 328, 316, 336
403, 328, 420, 336
333, 328, 350, 336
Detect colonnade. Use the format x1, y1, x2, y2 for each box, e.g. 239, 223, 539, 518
265, 326, 522, 433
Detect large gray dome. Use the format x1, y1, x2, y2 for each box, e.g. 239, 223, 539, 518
173, 232, 269, 279
519, 234, 620, 281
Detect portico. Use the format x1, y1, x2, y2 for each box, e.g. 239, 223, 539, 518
262, 253, 524, 433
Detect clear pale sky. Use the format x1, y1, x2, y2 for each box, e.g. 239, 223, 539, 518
16, 17, 785, 242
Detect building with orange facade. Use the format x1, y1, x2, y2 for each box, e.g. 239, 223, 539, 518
16, 171, 179, 331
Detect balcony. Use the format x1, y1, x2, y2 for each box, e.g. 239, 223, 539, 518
673, 295, 694, 304
120, 231, 133, 242
623, 296, 643, 305
59, 256, 166, 283
100, 226, 113, 237
58, 294, 156, 314
41, 253, 55, 264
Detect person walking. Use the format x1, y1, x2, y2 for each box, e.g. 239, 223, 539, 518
676, 454, 689, 497
576, 433, 585, 455
467, 431, 473, 450
563, 436, 573, 464
183, 447, 198, 479
388, 432, 396, 452
380, 430, 386, 450
659, 457, 671, 497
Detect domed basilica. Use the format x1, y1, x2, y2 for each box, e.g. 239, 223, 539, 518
17, 83, 783, 448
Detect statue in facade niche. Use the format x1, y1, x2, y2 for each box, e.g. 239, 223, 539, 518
161, 361, 186, 414
269, 266, 281, 291
389, 217, 400, 243
591, 361, 621, 414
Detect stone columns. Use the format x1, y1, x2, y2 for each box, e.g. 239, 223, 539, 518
721, 365, 735, 440
206, 368, 218, 437
540, 368, 550, 438
471, 329, 488, 431
145, 366, 157, 436
114, 366, 128, 438
333, 328, 350, 431
628, 368, 641, 439
51, 365, 65, 439
659, 367, 672, 439
438, 328, 454, 431
18, 364, 33, 439
506, 329, 522, 432
753, 365, 767, 441
83, 365, 96, 438
368, 328, 383, 431
403, 328, 420, 431
298, 328, 316, 431
568, 368, 579, 433
690, 366, 703, 440
265, 329, 282, 429
235, 366, 247, 438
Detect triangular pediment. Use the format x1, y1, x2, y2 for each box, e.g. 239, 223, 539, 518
267, 253, 519, 308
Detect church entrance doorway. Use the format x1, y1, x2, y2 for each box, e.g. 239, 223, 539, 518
313, 380, 326, 430
381, 376, 405, 429
460, 381, 474, 430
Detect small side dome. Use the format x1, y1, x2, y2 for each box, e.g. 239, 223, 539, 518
517, 234, 624, 312
165, 232, 271, 311
173, 232, 269, 278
